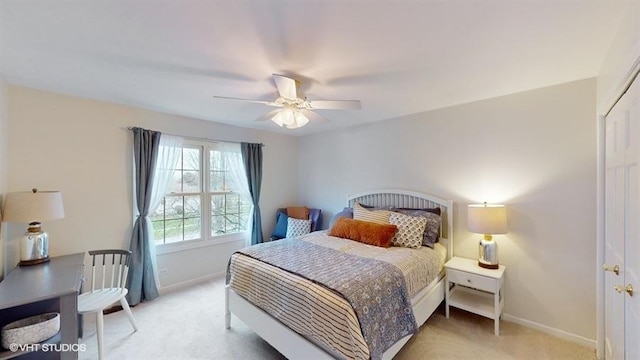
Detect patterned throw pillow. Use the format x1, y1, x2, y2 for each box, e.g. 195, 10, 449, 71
389, 212, 427, 249
286, 217, 312, 238
421, 212, 442, 247
353, 202, 391, 224
390, 208, 442, 248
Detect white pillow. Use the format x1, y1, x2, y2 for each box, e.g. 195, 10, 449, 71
389, 212, 427, 249
352, 202, 390, 224
286, 217, 312, 238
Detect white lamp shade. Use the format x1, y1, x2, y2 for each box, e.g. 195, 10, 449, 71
468, 203, 507, 235
2, 190, 65, 223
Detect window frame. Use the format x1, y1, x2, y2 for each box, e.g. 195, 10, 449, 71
153, 139, 249, 254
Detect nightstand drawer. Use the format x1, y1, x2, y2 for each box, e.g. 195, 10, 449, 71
447, 269, 495, 292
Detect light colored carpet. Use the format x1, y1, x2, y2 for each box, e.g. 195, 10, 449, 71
78, 277, 596, 360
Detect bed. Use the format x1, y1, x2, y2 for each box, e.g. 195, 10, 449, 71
225, 189, 453, 359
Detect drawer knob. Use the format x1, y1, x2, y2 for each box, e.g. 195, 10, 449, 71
467, 279, 472, 283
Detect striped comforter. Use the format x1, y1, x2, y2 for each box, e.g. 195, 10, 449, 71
227, 231, 446, 359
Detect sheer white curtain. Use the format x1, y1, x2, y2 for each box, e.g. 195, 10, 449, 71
220, 141, 253, 247
147, 134, 183, 287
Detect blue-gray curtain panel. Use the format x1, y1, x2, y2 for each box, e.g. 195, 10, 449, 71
127, 127, 161, 306
241, 142, 264, 245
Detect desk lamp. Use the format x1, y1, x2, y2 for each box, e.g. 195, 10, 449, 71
2, 189, 65, 266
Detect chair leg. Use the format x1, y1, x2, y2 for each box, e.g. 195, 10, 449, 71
120, 297, 139, 332
96, 311, 104, 360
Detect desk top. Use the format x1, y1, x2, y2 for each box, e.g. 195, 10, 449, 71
0, 253, 85, 310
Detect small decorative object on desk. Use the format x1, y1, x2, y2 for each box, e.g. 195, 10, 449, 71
1, 312, 60, 349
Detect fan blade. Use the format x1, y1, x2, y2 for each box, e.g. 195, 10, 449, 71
254, 109, 281, 122
213, 96, 278, 106
272, 74, 298, 100
302, 110, 329, 124
308, 100, 362, 110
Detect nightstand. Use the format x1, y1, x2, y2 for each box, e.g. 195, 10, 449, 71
445, 256, 506, 335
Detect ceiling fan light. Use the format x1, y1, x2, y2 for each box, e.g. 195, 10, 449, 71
293, 111, 310, 128
271, 109, 297, 127
282, 109, 295, 126
215, 74, 362, 130
271, 112, 286, 127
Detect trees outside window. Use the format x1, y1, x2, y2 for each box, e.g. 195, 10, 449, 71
150, 141, 251, 245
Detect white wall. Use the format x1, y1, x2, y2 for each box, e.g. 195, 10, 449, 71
4, 85, 299, 286
298, 78, 597, 344
0, 77, 8, 279
597, 1, 640, 113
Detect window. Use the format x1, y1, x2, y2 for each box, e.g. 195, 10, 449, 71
150, 140, 251, 245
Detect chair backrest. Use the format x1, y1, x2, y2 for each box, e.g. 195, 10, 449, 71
87, 249, 132, 292
272, 208, 323, 240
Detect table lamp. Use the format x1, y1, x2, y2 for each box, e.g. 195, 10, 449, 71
2, 189, 65, 266
468, 202, 507, 269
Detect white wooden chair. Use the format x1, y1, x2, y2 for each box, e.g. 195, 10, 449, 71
78, 249, 139, 360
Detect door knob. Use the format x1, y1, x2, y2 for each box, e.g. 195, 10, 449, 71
614, 284, 634, 296
603, 263, 620, 275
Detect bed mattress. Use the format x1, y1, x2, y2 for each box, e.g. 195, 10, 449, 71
227, 231, 446, 359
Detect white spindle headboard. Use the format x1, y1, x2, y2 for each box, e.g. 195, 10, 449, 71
348, 189, 454, 259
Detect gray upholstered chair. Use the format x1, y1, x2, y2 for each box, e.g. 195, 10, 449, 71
271, 207, 322, 241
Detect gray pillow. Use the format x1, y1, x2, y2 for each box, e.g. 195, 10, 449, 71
329, 207, 353, 228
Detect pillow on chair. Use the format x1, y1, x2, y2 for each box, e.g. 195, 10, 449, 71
287, 206, 310, 220
286, 217, 312, 238
273, 212, 289, 239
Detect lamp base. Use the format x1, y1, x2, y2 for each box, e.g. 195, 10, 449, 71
19, 257, 50, 266
478, 261, 499, 269
478, 235, 499, 270
19, 225, 50, 265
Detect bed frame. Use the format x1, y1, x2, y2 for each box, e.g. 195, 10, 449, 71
225, 189, 454, 359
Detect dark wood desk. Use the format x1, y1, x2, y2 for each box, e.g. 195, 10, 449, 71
0, 253, 84, 360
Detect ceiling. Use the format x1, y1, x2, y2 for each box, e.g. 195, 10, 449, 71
0, 0, 629, 135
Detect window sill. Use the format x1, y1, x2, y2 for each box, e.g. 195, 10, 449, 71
155, 233, 248, 255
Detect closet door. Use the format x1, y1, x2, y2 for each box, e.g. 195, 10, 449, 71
604, 92, 626, 360
604, 75, 640, 360
624, 77, 639, 360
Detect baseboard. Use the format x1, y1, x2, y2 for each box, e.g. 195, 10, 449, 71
158, 271, 226, 295
502, 314, 596, 349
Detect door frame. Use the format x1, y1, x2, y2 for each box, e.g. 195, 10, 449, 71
596, 113, 605, 360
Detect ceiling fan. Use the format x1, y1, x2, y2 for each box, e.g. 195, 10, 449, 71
213, 74, 362, 129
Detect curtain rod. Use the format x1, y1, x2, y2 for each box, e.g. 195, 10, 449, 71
125, 127, 264, 147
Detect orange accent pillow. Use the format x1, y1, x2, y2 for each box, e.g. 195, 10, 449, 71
287, 206, 310, 220
328, 217, 398, 248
